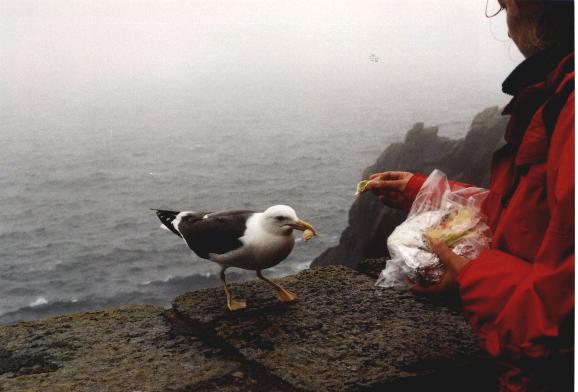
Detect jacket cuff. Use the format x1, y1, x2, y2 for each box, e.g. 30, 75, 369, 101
455, 257, 476, 285
402, 172, 427, 212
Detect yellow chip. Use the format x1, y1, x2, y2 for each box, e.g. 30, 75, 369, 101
355, 180, 371, 196
303, 229, 316, 241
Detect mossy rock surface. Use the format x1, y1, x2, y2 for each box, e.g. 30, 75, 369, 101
172, 266, 492, 392
1, 267, 499, 391
0, 304, 252, 392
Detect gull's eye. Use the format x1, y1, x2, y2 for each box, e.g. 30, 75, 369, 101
275, 216, 284, 221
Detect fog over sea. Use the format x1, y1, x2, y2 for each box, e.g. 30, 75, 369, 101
0, 0, 522, 324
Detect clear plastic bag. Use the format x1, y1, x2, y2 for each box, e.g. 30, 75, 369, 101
376, 169, 492, 288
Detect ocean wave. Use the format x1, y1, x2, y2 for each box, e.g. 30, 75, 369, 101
139, 271, 211, 286
138, 269, 252, 290
100, 247, 156, 263
112, 221, 139, 231
0, 293, 165, 326
29, 297, 49, 307
25, 259, 64, 273
0, 231, 32, 241
0, 260, 315, 325
0, 270, 249, 325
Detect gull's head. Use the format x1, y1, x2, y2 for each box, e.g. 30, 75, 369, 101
262, 205, 316, 236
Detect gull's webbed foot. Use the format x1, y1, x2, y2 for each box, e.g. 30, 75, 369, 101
256, 270, 298, 303
227, 298, 247, 311
275, 288, 297, 302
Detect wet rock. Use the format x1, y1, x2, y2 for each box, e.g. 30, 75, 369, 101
172, 266, 495, 391
0, 305, 253, 391
356, 258, 387, 279
0, 268, 498, 391
313, 107, 508, 269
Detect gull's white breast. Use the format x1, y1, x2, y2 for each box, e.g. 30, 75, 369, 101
210, 213, 295, 270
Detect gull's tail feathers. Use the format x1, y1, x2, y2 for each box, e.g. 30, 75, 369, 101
151, 209, 183, 238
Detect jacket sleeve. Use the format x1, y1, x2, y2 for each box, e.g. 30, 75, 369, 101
455, 98, 575, 359
401, 173, 427, 212
456, 250, 574, 358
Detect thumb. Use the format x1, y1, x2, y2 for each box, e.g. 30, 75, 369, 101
427, 237, 463, 274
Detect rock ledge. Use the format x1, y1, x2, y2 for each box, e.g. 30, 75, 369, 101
1, 266, 497, 391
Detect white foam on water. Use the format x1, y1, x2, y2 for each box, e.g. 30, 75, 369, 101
29, 297, 48, 307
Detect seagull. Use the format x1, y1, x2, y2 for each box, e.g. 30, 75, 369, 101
153, 205, 316, 311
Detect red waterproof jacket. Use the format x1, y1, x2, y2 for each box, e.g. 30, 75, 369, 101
403, 51, 575, 359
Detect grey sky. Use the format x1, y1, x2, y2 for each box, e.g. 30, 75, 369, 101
1, 0, 523, 128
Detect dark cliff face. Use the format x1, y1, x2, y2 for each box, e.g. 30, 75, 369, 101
312, 107, 508, 269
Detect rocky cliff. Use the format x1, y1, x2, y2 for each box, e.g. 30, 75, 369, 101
312, 107, 508, 269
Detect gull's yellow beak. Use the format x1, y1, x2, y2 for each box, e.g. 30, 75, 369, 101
290, 219, 317, 235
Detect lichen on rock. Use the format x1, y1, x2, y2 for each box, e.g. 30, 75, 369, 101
0, 305, 248, 392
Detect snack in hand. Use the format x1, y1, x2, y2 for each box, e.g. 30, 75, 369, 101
355, 180, 371, 196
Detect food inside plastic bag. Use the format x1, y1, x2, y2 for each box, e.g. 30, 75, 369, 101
376, 170, 492, 288
424, 207, 478, 247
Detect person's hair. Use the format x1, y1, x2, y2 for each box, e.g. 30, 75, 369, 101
524, 0, 574, 50
488, 0, 574, 51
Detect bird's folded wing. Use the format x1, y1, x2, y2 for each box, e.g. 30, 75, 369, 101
178, 211, 255, 258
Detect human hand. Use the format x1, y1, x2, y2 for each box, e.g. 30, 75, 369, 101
406, 237, 469, 296
365, 171, 413, 208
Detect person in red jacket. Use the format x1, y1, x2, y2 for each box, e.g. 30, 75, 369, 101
368, 0, 574, 389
